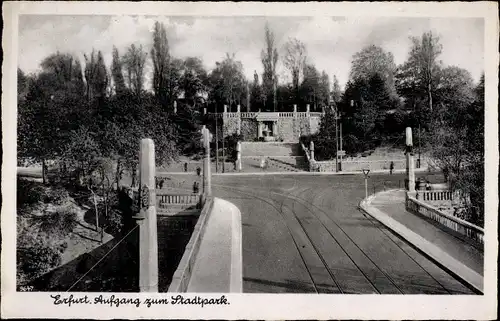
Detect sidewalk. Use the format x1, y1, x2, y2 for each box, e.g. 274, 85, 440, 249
360, 189, 483, 292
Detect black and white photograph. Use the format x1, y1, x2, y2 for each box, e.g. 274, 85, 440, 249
2, 1, 498, 319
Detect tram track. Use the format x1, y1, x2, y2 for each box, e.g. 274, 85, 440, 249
213, 177, 473, 294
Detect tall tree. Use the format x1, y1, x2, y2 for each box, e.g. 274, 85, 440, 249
122, 44, 147, 99
318, 71, 330, 110
111, 46, 126, 96
249, 70, 263, 112
331, 75, 342, 106
349, 45, 398, 98
407, 31, 443, 113
84, 50, 108, 102
283, 38, 307, 103
180, 57, 208, 108
151, 21, 174, 109
261, 23, 279, 111
300, 64, 320, 109
208, 53, 247, 111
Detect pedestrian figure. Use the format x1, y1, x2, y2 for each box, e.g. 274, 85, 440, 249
425, 181, 431, 191
196, 167, 201, 176
389, 161, 394, 175
159, 179, 164, 190
184, 162, 188, 172
193, 181, 199, 194
260, 156, 266, 170
155, 177, 159, 189
234, 159, 237, 171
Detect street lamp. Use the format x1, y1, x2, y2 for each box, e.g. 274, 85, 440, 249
362, 168, 370, 199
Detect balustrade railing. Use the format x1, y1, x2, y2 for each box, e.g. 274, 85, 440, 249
417, 190, 453, 201
406, 192, 483, 244
157, 193, 201, 206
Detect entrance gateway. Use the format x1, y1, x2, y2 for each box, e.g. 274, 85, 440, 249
216, 104, 324, 142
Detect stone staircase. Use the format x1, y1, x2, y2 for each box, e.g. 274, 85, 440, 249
240, 142, 307, 172
240, 142, 300, 157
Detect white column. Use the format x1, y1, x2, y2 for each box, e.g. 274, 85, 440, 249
310, 141, 315, 161
236, 141, 242, 171
138, 139, 158, 292
237, 105, 241, 135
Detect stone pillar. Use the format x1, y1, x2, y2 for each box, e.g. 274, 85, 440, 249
202, 127, 212, 197
236, 141, 242, 171
237, 105, 241, 135
406, 127, 415, 192
310, 141, 315, 161
137, 139, 158, 292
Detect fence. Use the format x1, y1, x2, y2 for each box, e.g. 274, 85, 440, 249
405, 192, 484, 244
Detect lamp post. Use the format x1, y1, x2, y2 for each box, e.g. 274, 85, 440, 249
362, 168, 370, 199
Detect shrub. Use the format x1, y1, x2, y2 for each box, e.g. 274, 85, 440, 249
17, 178, 45, 208
104, 208, 124, 236
38, 209, 78, 238
17, 217, 66, 284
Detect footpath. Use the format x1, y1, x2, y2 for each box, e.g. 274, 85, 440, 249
360, 189, 484, 293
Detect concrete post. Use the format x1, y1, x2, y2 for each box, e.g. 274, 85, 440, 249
406, 127, 415, 192
137, 139, 158, 292
310, 141, 315, 161
236, 141, 242, 171
203, 127, 212, 197
237, 105, 241, 135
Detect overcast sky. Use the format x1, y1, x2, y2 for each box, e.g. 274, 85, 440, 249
18, 15, 484, 89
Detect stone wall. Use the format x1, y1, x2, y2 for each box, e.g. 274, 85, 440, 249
223, 116, 239, 137
222, 113, 323, 142
277, 118, 295, 142
240, 119, 257, 141
309, 116, 321, 135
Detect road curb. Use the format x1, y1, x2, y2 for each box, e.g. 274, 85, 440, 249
359, 189, 483, 294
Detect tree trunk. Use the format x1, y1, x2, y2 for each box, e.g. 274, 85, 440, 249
115, 159, 121, 190
42, 158, 47, 185
428, 82, 433, 113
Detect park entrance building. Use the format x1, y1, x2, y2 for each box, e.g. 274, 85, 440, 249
216, 104, 323, 142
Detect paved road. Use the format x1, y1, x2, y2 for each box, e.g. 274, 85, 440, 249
212, 173, 475, 294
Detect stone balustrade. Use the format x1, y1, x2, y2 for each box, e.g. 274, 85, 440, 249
417, 190, 453, 202
157, 192, 201, 206
406, 192, 484, 244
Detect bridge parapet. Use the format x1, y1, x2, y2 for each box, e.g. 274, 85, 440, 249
406, 192, 484, 245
